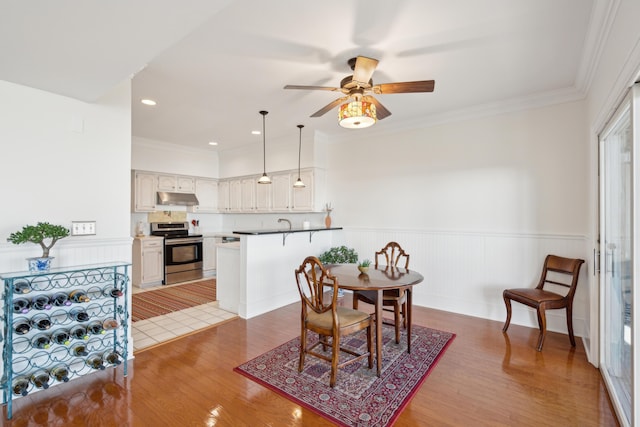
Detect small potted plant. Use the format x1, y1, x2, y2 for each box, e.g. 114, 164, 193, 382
7, 222, 70, 272
357, 259, 371, 274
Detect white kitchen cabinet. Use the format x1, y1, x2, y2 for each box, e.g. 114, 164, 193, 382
218, 180, 230, 212
241, 177, 256, 211
203, 237, 219, 273
158, 174, 195, 193
132, 237, 164, 287
255, 179, 271, 211
132, 171, 157, 212
229, 179, 242, 212
271, 173, 291, 211
191, 178, 218, 213
177, 176, 195, 192
157, 174, 177, 191
292, 169, 315, 211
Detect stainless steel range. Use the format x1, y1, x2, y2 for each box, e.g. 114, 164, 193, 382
150, 222, 203, 285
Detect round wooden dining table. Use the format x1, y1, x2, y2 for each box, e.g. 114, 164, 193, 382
324, 263, 424, 376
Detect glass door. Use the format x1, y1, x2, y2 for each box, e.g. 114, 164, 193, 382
599, 84, 639, 427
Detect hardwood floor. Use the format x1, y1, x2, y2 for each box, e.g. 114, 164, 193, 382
2, 295, 619, 426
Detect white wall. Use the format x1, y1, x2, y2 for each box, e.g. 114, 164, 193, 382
325, 101, 591, 338
132, 136, 219, 178
327, 101, 588, 234
0, 79, 133, 272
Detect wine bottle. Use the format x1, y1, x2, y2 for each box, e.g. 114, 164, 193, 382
103, 350, 122, 366
87, 320, 105, 335
31, 333, 51, 349
69, 290, 90, 303
86, 353, 105, 370
30, 370, 50, 389
13, 280, 31, 294
69, 308, 90, 322
103, 286, 123, 298
51, 329, 71, 346
50, 365, 70, 382
13, 297, 30, 314
13, 318, 31, 335
12, 376, 30, 396
70, 325, 89, 341
102, 318, 119, 330
70, 342, 88, 357
30, 313, 52, 330
51, 292, 72, 307
31, 294, 52, 310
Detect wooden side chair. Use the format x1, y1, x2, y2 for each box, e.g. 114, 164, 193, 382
352, 242, 410, 344
502, 254, 585, 351
294, 256, 373, 387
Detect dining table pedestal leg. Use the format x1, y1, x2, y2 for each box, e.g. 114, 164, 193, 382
407, 288, 412, 353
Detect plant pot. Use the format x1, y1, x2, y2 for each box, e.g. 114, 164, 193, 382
27, 257, 54, 273
357, 266, 369, 274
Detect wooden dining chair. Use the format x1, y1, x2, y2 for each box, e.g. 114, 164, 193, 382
294, 256, 373, 387
502, 254, 585, 351
352, 242, 410, 344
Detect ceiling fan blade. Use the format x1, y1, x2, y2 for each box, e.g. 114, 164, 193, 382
310, 96, 349, 117
375, 80, 435, 94
352, 56, 379, 85
363, 95, 391, 120
284, 84, 341, 91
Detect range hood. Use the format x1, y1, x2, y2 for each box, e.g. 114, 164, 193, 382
156, 191, 199, 206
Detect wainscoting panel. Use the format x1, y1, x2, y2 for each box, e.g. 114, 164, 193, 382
344, 228, 589, 337
0, 238, 133, 274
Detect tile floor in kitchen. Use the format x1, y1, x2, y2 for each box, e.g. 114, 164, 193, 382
131, 282, 238, 352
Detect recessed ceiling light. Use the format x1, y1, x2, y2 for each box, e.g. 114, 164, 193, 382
141, 99, 157, 106
251, 130, 261, 135
208, 141, 218, 146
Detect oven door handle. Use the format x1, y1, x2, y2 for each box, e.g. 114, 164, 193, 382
165, 238, 204, 245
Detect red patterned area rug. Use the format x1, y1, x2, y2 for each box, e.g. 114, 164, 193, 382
131, 279, 216, 322
234, 324, 455, 426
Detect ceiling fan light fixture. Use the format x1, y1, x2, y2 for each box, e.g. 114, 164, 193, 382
338, 100, 376, 129
257, 110, 272, 184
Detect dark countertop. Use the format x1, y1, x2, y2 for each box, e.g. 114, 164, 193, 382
232, 227, 343, 235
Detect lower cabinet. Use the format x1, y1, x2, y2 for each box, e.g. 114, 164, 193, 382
132, 237, 164, 287
0, 262, 130, 420
203, 237, 219, 274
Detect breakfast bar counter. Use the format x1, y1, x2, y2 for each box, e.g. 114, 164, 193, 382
217, 227, 346, 318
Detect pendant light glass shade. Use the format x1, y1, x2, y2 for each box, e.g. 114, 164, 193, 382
293, 124, 306, 188
338, 100, 377, 129
258, 110, 271, 184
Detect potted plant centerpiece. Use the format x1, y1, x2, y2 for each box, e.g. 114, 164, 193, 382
318, 245, 358, 297
7, 222, 70, 272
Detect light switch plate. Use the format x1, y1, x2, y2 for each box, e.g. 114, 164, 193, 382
71, 221, 96, 236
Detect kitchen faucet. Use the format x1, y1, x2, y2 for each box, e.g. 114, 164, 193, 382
278, 218, 291, 230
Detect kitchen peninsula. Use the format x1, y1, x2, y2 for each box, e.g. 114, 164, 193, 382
216, 227, 344, 318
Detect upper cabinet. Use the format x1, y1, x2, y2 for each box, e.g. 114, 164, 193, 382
271, 173, 290, 211
132, 171, 157, 212
132, 170, 214, 213
158, 174, 195, 193
191, 178, 218, 213
292, 169, 315, 211
218, 180, 230, 212
132, 168, 324, 213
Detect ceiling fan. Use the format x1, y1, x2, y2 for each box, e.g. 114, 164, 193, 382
284, 56, 435, 123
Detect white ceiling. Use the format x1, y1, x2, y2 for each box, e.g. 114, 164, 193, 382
1, 0, 607, 151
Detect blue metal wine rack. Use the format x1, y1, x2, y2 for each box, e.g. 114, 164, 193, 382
0, 262, 130, 419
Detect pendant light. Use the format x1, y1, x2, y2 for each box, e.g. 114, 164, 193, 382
257, 110, 271, 184
293, 124, 306, 188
